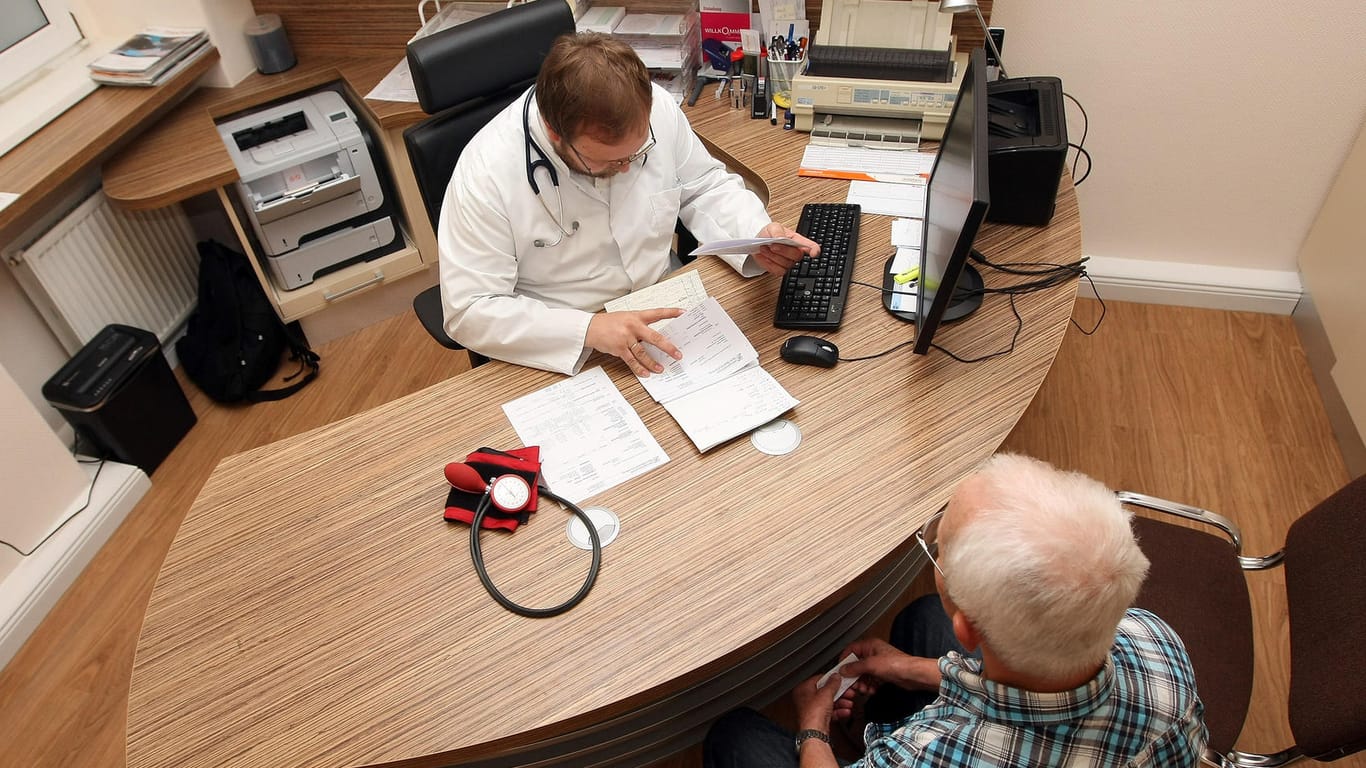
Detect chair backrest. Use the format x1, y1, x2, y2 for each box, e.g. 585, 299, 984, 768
1130, 515, 1255, 755
1283, 474, 1366, 761
403, 0, 575, 230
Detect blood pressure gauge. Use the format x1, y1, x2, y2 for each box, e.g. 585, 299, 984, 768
488, 474, 532, 513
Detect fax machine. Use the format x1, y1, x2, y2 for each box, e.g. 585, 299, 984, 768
216, 89, 401, 291
791, 0, 967, 146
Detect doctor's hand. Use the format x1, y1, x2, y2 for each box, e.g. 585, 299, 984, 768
753, 221, 820, 276
587, 309, 684, 377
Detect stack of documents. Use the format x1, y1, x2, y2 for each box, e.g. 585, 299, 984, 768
632, 295, 798, 453
606, 10, 700, 102
608, 270, 799, 452
88, 27, 211, 86
612, 13, 689, 41
501, 271, 798, 505
577, 5, 626, 33
798, 144, 935, 185
503, 367, 669, 505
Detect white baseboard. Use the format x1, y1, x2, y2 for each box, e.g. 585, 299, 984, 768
0, 460, 149, 673
1083, 255, 1303, 315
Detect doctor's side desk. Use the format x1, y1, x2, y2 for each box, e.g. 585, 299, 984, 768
106, 45, 1081, 768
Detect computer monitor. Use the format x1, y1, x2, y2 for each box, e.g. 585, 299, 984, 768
881, 47, 990, 354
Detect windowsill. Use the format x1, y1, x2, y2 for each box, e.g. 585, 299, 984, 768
0, 45, 218, 246
0, 36, 118, 159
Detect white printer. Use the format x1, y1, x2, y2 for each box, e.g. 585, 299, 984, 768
216, 89, 401, 290
791, 0, 967, 145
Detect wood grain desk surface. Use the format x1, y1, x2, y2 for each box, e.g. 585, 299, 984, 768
126, 93, 1081, 768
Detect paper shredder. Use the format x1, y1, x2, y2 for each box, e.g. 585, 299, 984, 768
43, 324, 197, 474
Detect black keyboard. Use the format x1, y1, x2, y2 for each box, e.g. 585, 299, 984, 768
774, 203, 860, 330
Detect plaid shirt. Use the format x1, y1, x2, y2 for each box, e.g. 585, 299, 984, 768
852, 609, 1208, 768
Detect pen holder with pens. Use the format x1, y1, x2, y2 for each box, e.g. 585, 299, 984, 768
766, 56, 806, 106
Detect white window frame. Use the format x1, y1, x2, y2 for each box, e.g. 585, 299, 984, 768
0, 0, 85, 95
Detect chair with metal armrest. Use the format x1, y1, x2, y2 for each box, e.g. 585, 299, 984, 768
1121, 475, 1366, 767
403, 0, 575, 366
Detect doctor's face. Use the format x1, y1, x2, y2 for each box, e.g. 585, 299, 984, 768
555, 124, 654, 179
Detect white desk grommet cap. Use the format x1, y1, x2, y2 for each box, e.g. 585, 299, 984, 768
567, 506, 621, 550
751, 418, 802, 455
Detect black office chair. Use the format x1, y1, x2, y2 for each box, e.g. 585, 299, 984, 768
403, 0, 575, 367
1122, 475, 1366, 767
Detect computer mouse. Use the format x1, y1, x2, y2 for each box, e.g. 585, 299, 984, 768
780, 335, 839, 368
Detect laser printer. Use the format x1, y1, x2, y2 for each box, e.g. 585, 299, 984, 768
791, 0, 967, 146
216, 89, 401, 290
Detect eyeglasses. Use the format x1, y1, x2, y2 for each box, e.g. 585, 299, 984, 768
568, 128, 656, 173
915, 506, 946, 576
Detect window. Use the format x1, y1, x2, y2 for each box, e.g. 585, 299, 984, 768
0, 0, 84, 95
0, 0, 95, 157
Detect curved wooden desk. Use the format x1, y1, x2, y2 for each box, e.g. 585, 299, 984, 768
125, 95, 1080, 768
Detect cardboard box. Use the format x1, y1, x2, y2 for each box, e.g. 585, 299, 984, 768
700, 0, 755, 67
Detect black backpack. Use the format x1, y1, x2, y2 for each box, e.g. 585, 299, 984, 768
176, 240, 320, 403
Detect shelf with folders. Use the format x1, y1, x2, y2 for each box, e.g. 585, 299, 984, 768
410, 1, 506, 42
603, 4, 701, 103
410, 0, 598, 40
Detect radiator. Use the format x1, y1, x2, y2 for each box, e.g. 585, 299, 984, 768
6, 190, 198, 355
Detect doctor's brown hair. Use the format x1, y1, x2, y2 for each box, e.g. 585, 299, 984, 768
536, 32, 652, 144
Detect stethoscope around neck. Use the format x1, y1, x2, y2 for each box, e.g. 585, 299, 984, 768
523, 86, 580, 248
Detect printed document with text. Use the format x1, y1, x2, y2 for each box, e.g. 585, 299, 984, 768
636, 297, 798, 452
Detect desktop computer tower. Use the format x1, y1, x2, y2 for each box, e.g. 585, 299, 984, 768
986, 76, 1068, 227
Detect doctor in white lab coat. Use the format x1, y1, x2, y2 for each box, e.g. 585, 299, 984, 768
438, 32, 817, 376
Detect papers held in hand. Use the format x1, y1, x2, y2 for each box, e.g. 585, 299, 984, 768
689, 237, 802, 257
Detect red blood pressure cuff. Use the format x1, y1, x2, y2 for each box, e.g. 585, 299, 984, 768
443, 447, 542, 531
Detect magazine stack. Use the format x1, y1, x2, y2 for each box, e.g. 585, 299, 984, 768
89, 27, 211, 86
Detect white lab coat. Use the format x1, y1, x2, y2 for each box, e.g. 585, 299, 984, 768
437, 83, 773, 374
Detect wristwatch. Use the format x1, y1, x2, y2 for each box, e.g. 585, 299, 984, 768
794, 728, 831, 755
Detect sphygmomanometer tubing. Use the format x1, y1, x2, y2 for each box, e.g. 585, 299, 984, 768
469, 486, 602, 618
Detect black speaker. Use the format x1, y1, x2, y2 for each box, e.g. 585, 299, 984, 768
986, 76, 1068, 226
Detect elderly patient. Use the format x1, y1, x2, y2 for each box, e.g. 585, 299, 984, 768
704, 453, 1210, 768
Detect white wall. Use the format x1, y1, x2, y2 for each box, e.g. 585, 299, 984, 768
69, 0, 258, 86
1, 249, 78, 435
992, 1, 1366, 278
0, 366, 87, 582
1296, 119, 1366, 472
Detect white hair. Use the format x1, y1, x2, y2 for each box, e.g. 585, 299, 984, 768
939, 453, 1150, 681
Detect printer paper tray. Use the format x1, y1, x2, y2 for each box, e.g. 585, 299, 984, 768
254, 174, 361, 225
810, 114, 922, 151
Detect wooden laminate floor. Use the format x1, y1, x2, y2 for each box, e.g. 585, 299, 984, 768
0, 298, 1356, 768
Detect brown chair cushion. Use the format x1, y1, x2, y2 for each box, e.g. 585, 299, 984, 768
1131, 515, 1254, 755
1284, 475, 1366, 761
